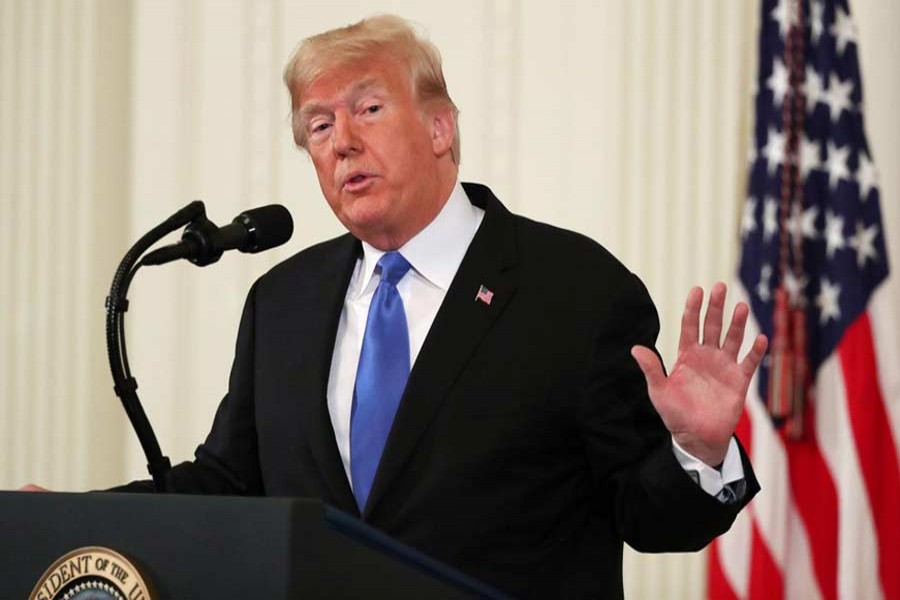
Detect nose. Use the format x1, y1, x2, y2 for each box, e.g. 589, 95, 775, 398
332, 112, 362, 158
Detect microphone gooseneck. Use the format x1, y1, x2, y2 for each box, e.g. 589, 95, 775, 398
106, 200, 293, 491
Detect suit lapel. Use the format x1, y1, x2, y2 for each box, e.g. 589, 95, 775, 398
276, 234, 360, 514
364, 184, 519, 518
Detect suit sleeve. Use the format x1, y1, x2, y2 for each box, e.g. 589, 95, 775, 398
575, 272, 759, 552
110, 283, 264, 495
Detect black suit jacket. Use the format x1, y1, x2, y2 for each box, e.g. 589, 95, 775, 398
123, 183, 758, 598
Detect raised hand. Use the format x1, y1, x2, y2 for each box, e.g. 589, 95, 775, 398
630, 282, 767, 466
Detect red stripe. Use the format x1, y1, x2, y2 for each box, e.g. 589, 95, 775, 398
783, 402, 839, 600
708, 539, 741, 600
838, 313, 900, 600
735, 407, 753, 456
748, 518, 784, 600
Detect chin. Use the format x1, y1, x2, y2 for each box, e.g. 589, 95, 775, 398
340, 203, 395, 239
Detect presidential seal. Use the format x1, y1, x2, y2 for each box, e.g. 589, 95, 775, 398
29, 546, 152, 600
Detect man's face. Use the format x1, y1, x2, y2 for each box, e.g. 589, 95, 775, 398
297, 56, 449, 249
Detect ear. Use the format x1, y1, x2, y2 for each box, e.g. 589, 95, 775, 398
428, 104, 456, 158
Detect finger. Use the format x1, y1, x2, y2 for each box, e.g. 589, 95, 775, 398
631, 345, 667, 396
702, 281, 727, 347
739, 334, 769, 377
17, 483, 48, 492
721, 301, 749, 360
678, 287, 703, 355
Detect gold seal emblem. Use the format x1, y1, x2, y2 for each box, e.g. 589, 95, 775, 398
29, 546, 152, 600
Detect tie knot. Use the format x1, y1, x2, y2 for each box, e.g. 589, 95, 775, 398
377, 251, 411, 286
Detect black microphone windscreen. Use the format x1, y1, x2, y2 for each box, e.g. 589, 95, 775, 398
237, 205, 294, 253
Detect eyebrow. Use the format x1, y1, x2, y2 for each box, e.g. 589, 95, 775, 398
298, 77, 385, 123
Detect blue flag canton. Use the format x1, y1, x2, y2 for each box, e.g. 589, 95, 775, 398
741, 0, 889, 387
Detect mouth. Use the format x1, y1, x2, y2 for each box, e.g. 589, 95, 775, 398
342, 172, 377, 192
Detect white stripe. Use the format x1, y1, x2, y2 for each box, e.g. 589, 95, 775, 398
867, 285, 900, 468
815, 355, 883, 600
716, 503, 752, 598
785, 502, 824, 600
745, 381, 789, 565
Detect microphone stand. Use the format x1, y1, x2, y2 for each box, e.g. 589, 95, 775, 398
105, 200, 207, 491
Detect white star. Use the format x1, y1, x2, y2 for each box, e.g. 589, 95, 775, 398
857, 152, 878, 200
799, 134, 822, 179
741, 197, 758, 238
762, 127, 786, 176
763, 197, 780, 242
787, 204, 819, 242
770, 0, 794, 38
831, 7, 858, 56
757, 264, 773, 302
811, 0, 825, 44
767, 59, 790, 107
800, 205, 819, 239
825, 141, 850, 190
824, 209, 846, 257
824, 73, 854, 123
849, 221, 879, 267
784, 271, 809, 307
805, 67, 825, 113
816, 278, 842, 324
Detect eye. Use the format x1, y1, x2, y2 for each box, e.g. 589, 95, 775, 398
364, 104, 382, 115
306, 120, 332, 140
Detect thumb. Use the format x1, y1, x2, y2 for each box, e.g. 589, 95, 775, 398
631, 345, 666, 395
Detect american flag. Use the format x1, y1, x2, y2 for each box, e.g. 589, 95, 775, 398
708, 0, 900, 599
476, 285, 494, 306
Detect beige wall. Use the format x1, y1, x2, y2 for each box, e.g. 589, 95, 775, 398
2, 1, 898, 598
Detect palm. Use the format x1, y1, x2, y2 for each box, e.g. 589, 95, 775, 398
631, 283, 767, 466
654, 344, 751, 454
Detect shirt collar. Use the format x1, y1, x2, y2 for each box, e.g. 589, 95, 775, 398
355, 180, 483, 296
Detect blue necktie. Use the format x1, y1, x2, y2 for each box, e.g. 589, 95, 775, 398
350, 251, 412, 512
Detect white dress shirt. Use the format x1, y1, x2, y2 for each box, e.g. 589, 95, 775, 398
325, 180, 743, 497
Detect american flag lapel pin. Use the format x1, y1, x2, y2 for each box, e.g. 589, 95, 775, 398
475, 284, 494, 306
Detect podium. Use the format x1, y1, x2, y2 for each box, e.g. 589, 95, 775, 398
0, 491, 502, 599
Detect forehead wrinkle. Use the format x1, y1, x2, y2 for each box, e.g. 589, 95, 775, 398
298, 76, 387, 123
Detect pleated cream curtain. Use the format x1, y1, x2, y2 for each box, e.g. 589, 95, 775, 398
3, 1, 898, 598
0, 0, 131, 492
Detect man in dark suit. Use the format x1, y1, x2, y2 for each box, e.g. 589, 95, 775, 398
113, 14, 768, 598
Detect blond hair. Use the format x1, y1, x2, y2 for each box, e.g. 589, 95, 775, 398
283, 14, 460, 164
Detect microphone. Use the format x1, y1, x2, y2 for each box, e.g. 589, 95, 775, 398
142, 204, 293, 267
